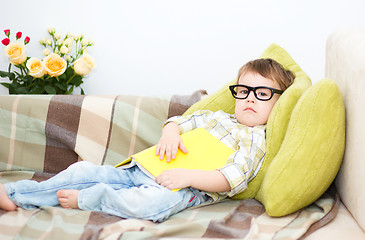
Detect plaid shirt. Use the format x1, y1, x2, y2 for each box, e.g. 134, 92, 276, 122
166, 110, 266, 201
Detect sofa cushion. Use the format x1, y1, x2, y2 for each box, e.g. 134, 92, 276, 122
185, 44, 311, 199
306, 203, 365, 240
256, 78, 345, 216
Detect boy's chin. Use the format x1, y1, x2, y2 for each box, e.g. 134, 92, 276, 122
237, 116, 266, 127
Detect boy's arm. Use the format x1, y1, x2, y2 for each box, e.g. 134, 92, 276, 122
155, 168, 231, 192
157, 110, 214, 162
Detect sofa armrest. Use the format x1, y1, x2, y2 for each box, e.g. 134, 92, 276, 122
326, 26, 365, 232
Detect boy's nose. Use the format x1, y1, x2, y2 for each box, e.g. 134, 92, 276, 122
246, 91, 256, 102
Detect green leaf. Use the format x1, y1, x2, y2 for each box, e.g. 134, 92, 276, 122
0, 82, 11, 89
70, 75, 83, 86
55, 83, 67, 91
0, 70, 9, 78
44, 85, 57, 94
58, 73, 67, 82
30, 86, 44, 94
25, 75, 33, 83
80, 87, 85, 95
0, 71, 15, 80
15, 87, 30, 94
66, 85, 74, 94
10, 82, 21, 89
65, 67, 74, 78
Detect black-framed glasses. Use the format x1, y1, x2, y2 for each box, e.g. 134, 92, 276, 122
229, 84, 284, 101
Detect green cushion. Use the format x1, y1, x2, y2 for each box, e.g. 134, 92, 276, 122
256, 78, 345, 216
185, 44, 312, 199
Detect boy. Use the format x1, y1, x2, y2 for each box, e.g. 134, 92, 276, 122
0, 58, 295, 222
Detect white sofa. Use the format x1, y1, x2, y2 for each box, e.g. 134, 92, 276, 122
306, 26, 365, 239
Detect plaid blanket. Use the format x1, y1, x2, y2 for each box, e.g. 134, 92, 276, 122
0, 93, 338, 240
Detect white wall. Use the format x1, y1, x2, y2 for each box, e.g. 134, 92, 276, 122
0, 0, 364, 96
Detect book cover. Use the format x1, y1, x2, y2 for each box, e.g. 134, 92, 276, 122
116, 128, 234, 179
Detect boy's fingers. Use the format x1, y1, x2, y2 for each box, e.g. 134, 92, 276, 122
157, 145, 166, 160
171, 145, 178, 160
165, 146, 172, 162
179, 141, 188, 154
155, 144, 161, 155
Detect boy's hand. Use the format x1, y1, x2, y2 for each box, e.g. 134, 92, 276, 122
155, 122, 188, 162
156, 169, 231, 192
155, 168, 192, 190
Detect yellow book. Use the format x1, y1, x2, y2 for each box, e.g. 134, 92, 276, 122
115, 128, 234, 181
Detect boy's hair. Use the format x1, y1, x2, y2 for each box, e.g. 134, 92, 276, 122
237, 58, 295, 91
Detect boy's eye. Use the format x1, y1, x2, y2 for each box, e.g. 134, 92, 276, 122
257, 91, 268, 97
240, 89, 249, 95
256, 88, 273, 99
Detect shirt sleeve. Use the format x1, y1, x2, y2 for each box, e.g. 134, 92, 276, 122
218, 125, 266, 197
164, 110, 214, 134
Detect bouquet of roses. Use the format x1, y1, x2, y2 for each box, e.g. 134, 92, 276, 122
0, 28, 95, 94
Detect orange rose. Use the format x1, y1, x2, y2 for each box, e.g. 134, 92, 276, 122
43, 53, 66, 77
4, 41, 27, 65
26, 57, 46, 78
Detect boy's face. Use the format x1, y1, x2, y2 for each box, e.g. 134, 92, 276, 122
234, 71, 281, 127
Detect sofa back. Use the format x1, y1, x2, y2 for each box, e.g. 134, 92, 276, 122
326, 26, 365, 232
0, 92, 204, 174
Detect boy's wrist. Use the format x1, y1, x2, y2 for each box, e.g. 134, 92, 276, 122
162, 122, 181, 135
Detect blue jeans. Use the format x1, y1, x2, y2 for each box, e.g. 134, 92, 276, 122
4, 161, 210, 222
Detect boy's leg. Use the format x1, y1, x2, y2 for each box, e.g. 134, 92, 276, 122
76, 166, 210, 222
0, 184, 17, 211
3, 161, 135, 209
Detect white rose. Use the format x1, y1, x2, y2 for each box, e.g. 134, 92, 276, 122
60, 46, 68, 54
43, 49, 51, 56
73, 53, 95, 76
39, 39, 46, 45
73, 34, 81, 41
26, 57, 46, 78
81, 39, 88, 46
54, 32, 61, 40
64, 38, 73, 47
57, 39, 63, 46
47, 27, 56, 34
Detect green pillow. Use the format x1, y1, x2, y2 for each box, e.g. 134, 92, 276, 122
185, 44, 311, 199
256, 78, 345, 216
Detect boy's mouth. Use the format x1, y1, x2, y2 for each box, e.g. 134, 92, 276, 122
244, 107, 256, 113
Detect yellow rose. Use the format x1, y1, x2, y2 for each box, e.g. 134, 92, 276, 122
26, 57, 46, 78
73, 53, 95, 76
43, 53, 67, 77
4, 41, 27, 65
